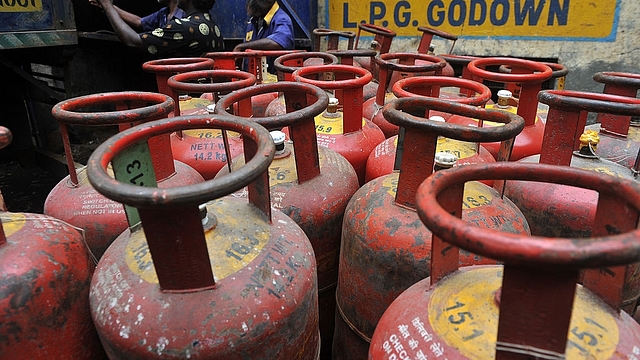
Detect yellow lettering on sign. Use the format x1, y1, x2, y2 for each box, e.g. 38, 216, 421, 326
329, 0, 618, 40
429, 267, 619, 359
0, 0, 42, 12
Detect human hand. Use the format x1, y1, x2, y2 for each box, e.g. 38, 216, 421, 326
88, 0, 102, 8
233, 44, 246, 53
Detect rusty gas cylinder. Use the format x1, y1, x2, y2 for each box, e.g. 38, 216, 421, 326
87, 113, 319, 359
0, 126, 106, 359
293, 64, 386, 185
448, 57, 553, 161
353, 23, 396, 75
215, 81, 359, 359
413, 26, 457, 77
264, 51, 340, 117
364, 76, 493, 183
328, 48, 380, 103
362, 52, 447, 138
505, 90, 640, 315
166, 69, 257, 179
304, 28, 356, 68
333, 97, 529, 360
201, 50, 302, 117
499, 61, 570, 122
46, 92, 204, 260
584, 71, 640, 170
142, 57, 215, 113
370, 162, 640, 360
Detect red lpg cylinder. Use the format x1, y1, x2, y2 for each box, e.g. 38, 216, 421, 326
0, 126, 106, 359
264, 51, 340, 117
363, 52, 447, 138
215, 82, 359, 359
46, 92, 204, 260
87, 114, 319, 359
304, 28, 356, 67
142, 57, 215, 115
293, 64, 386, 185
202, 50, 302, 116
329, 49, 380, 102
449, 57, 553, 160
370, 162, 640, 360
499, 61, 570, 122
415, 26, 458, 77
364, 76, 494, 183
166, 69, 256, 179
504, 90, 640, 313
585, 71, 640, 170
353, 23, 397, 74
333, 97, 529, 360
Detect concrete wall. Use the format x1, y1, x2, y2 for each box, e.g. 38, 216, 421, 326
318, 0, 640, 93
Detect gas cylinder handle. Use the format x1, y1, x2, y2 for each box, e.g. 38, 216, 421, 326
392, 76, 492, 106
469, 57, 553, 128
593, 71, 640, 90
374, 53, 447, 73
373, 53, 447, 106
293, 64, 372, 134
328, 49, 378, 67
143, 57, 215, 96
51, 91, 175, 186
416, 162, 640, 355
0, 126, 12, 150
417, 26, 457, 54
468, 57, 552, 84
312, 28, 356, 52
500, 62, 569, 80
593, 71, 640, 134
537, 90, 640, 166
87, 114, 274, 207
382, 97, 524, 208
215, 82, 329, 184
87, 114, 274, 292
274, 52, 340, 82
355, 23, 396, 51
167, 69, 257, 116
418, 162, 640, 268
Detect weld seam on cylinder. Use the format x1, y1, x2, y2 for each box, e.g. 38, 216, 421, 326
335, 295, 372, 343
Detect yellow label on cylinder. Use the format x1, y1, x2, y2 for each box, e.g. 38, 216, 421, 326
0, 213, 27, 237
437, 138, 478, 160
314, 112, 367, 135
383, 173, 493, 208
178, 97, 213, 114
461, 181, 493, 209
429, 267, 619, 359
125, 199, 270, 283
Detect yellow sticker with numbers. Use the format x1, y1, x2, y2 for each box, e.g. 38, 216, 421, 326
0, 213, 27, 238
314, 112, 366, 135
383, 173, 493, 208
429, 267, 618, 359
125, 199, 270, 283
392, 136, 478, 160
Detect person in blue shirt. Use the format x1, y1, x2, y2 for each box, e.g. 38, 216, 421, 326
90, 0, 185, 32
97, 0, 224, 57
233, 0, 294, 74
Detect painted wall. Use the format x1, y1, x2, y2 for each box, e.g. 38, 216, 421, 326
319, 0, 640, 93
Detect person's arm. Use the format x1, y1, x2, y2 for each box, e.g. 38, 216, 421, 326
233, 38, 282, 52
114, 6, 143, 31
88, 0, 144, 31
97, 0, 144, 48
